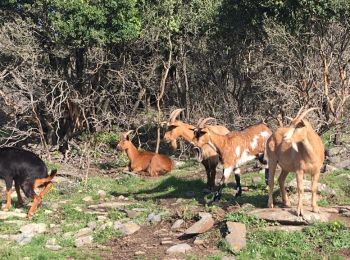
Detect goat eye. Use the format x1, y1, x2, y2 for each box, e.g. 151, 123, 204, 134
296, 122, 304, 129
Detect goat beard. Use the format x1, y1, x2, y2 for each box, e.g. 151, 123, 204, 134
193, 146, 203, 162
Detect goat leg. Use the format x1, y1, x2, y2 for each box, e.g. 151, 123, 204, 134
234, 174, 242, 197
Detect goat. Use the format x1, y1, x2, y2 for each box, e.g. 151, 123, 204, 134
163, 108, 230, 191
0, 147, 57, 219
266, 107, 325, 216
117, 130, 173, 177
192, 118, 272, 200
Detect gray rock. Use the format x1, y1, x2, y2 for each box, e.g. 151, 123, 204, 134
324, 164, 338, 173
20, 223, 47, 235
97, 190, 107, 198
166, 243, 192, 254
114, 221, 140, 235
225, 222, 246, 252
335, 159, 350, 170
327, 147, 345, 157
45, 238, 62, 251
171, 219, 185, 230
184, 212, 214, 235
147, 213, 161, 223
75, 235, 93, 247
126, 209, 141, 219
74, 227, 93, 238
88, 201, 131, 210
87, 221, 97, 230
0, 211, 27, 220
328, 156, 342, 164
0, 234, 18, 241
288, 179, 336, 195
248, 208, 331, 225
16, 233, 34, 245
261, 226, 305, 232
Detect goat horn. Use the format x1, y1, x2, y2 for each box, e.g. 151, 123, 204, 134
294, 106, 304, 119
169, 108, 185, 123
198, 117, 217, 128
296, 107, 318, 122
123, 130, 134, 139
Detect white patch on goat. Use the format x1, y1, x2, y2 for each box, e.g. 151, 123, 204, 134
250, 135, 259, 150
283, 129, 294, 142
223, 166, 234, 180
292, 142, 299, 152
234, 168, 241, 174
260, 131, 270, 138
235, 149, 256, 168
235, 146, 241, 157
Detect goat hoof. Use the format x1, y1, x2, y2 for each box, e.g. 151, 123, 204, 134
234, 189, 242, 197
213, 191, 221, 201
312, 206, 320, 213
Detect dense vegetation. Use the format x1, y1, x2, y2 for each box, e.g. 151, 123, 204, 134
0, 0, 349, 154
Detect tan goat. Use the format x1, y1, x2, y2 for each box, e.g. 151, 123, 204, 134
192, 118, 272, 200
163, 109, 230, 190
266, 107, 325, 216
117, 130, 173, 177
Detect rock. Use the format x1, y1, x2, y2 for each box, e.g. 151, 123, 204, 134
147, 213, 162, 223
126, 210, 141, 219
288, 179, 336, 195
63, 232, 73, 238
114, 221, 140, 235
0, 234, 18, 241
327, 147, 345, 157
324, 164, 338, 173
99, 221, 113, 231
45, 238, 62, 251
20, 223, 47, 235
248, 208, 331, 225
82, 196, 93, 202
222, 256, 236, 260
161, 240, 174, 245
193, 237, 205, 245
88, 201, 131, 210
87, 221, 97, 230
0, 211, 26, 220
328, 156, 341, 164
184, 212, 214, 235
97, 215, 108, 222
261, 226, 305, 232
171, 219, 185, 231
166, 243, 192, 254
97, 190, 107, 198
134, 251, 146, 256
335, 159, 350, 170
16, 233, 34, 245
75, 235, 93, 247
225, 222, 246, 252
74, 227, 93, 238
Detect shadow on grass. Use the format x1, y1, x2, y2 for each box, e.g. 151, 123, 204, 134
111, 175, 269, 208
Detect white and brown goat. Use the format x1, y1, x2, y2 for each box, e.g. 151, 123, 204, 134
163, 109, 230, 190
117, 130, 173, 177
192, 118, 272, 199
266, 107, 325, 216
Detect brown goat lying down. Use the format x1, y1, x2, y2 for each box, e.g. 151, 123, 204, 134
117, 130, 173, 176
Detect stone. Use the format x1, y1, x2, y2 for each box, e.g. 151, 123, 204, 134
74, 227, 93, 238
82, 196, 92, 202
0, 211, 26, 220
222, 256, 236, 260
328, 156, 342, 164
63, 232, 73, 238
126, 210, 141, 219
288, 179, 336, 195
97, 215, 108, 222
193, 237, 205, 245
327, 147, 345, 157
184, 212, 214, 235
171, 219, 185, 231
134, 251, 146, 256
97, 190, 107, 198
147, 213, 162, 223
161, 240, 174, 245
335, 159, 350, 170
87, 221, 97, 230
324, 164, 338, 173
248, 208, 331, 225
115, 221, 140, 235
20, 223, 47, 235
16, 233, 34, 245
166, 243, 192, 254
225, 222, 246, 252
45, 238, 62, 251
88, 201, 131, 210
261, 226, 305, 232
75, 235, 93, 247
0, 234, 18, 241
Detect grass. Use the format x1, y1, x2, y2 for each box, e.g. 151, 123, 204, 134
0, 158, 349, 259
